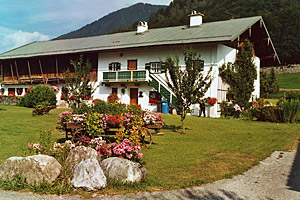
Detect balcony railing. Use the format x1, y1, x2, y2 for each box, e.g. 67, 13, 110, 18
103, 70, 149, 82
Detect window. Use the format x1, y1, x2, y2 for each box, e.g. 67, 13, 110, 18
8, 88, 15, 96
109, 62, 121, 71
149, 91, 161, 103
145, 62, 163, 73
112, 88, 118, 95
128, 60, 137, 70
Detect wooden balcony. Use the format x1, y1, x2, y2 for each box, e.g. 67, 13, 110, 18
102, 70, 149, 83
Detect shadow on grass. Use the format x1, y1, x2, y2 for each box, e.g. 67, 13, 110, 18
163, 124, 191, 132
287, 139, 300, 192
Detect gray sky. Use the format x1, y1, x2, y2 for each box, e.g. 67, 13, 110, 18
0, 0, 173, 53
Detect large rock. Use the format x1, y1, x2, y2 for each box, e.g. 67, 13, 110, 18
0, 155, 61, 184
66, 146, 98, 169
71, 158, 106, 191
101, 157, 147, 183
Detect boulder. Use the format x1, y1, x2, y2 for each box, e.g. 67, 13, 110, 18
71, 158, 106, 191
65, 146, 98, 169
0, 155, 61, 184
101, 157, 147, 183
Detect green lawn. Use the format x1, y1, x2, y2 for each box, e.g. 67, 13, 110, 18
276, 72, 300, 89
0, 105, 300, 194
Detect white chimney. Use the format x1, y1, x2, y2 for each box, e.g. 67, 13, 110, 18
189, 11, 204, 27
137, 21, 148, 34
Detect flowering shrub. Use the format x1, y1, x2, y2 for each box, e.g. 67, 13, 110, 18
96, 139, 143, 162
143, 111, 164, 125
83, 113, 108, 136
107, 94, 119, 102
207, 97, 217, 106
106, 114, 122, 127
126, 104, 143, 115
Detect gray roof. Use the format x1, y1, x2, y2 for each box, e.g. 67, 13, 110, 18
0, 16, 263, 59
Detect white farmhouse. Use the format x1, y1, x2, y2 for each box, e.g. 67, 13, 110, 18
0, 12, 279, 117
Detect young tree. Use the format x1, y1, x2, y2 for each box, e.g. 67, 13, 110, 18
260, 68, 279, 98
164, 49, 212, 133
219, 42, 257, 109
63, 55, 95, 111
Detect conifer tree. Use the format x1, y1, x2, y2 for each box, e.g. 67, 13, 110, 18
219, 42, 257, 109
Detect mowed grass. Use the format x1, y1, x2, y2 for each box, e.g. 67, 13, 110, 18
0, 105, 300, 194
0, 105, 68, 163
276, 72, 300, 89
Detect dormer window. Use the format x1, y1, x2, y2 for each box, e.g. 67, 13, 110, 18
109, 62, 121, 71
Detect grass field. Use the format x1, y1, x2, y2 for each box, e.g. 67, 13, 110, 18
276, 72, 300, 89
1, 105, 300, 194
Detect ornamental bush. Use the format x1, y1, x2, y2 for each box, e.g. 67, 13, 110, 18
19, 85, 57, 108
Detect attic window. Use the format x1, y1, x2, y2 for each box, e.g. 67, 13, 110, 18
109, 62, 121, 71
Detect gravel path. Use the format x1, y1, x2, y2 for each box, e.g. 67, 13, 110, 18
1, 151, 300, 200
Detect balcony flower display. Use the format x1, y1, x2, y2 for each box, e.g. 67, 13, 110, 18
207, 97, 217, 106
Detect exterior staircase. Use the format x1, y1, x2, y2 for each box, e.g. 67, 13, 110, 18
148, 73, 178, 110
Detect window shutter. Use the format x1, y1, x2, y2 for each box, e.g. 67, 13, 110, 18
160, 62, 166, 73
117, 63, 121, 71
145, 63, 150, 70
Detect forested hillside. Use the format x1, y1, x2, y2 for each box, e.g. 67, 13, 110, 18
55, 3, 166, 40
148, 0, 300, 65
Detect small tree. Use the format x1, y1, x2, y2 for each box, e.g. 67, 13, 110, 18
164, 49, 212, 133
260, 69, 279, 98
63, 55, 95, 111
219, 42, 257, 109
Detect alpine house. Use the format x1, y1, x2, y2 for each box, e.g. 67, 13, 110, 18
0, 11, 279, 117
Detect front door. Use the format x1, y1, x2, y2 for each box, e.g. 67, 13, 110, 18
130, 88, 138, 105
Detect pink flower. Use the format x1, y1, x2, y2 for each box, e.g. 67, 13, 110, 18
27, 143, 33, 147
127, 154, 133, 159
138, 153, 143, 159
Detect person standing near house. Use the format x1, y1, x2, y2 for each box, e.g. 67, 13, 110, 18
199, 98, 206, 117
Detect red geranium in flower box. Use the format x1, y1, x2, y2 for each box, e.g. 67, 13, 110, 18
149, 97, 159, 104
207, 97, 217, 106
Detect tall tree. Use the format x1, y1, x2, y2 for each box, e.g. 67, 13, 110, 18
63, 55, 95, 111
219, 42, 257, 109
164, 49, 212, 133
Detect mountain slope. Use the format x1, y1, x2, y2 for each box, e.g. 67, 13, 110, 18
55, 3, 166, 40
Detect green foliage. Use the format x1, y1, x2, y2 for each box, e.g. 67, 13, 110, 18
219, 42, 257, 109
285, 92, 300, 101
19, 85, 57, 108
220, 101, 240, 118
254, 106, 282, 122
281, 99, 300, 123
149, 0, 300, 64
164, 48, 212, 133
260, 69, 279, 98
63, 55, 95, 111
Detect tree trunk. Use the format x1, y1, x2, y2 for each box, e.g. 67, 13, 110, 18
182, 118, 185, 134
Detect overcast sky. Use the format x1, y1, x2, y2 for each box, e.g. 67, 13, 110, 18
0, 0, 173, 54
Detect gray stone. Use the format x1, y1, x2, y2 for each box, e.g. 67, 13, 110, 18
71, 158, 106, 191
101, 157, 147, 183
0, 155, 61, 184
65, 146, 98, 170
